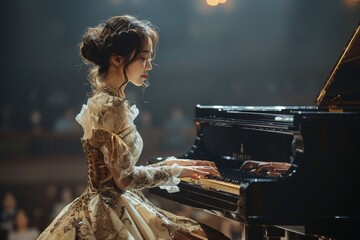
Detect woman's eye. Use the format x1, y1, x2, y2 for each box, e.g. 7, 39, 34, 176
140, 55, 153, 61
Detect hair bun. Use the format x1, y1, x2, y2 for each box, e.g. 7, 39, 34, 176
80, 27, 104, 65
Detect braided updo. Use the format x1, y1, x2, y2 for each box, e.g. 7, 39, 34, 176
79, 15, 158, 90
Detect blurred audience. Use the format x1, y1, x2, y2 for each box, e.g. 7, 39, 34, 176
50, 186, 74, 220
1, 192, 18, 232
53, 106, 81, 133
47, 87, 69, 109
8, 209, 39, 240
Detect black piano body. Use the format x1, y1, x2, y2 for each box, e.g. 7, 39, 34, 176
149, 23, 360, 240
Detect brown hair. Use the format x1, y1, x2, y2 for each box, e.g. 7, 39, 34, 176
79, 15, 158, 91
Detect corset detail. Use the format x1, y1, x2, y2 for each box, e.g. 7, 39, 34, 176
82, 139, 123, 208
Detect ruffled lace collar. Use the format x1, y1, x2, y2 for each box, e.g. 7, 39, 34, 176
76, 88, 139, 140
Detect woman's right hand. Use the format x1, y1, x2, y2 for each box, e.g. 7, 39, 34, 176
178, 165, 221, 179
164, 158, 217, 168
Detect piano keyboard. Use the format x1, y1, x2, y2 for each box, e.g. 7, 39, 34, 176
180, 175, 240, 196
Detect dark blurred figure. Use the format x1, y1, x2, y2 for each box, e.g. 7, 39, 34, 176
8, 209, 39, 240
53, 106, 81, 133
50, 186, 73, 221
1, 192, 18, 232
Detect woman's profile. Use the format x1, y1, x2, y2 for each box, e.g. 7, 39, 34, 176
38, 15, 229, 240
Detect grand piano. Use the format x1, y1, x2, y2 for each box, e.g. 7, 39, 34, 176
149, 23, 360, 240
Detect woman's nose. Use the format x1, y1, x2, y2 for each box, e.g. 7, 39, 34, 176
146, 60, 152, 71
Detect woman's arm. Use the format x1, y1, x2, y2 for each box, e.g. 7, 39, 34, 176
88, 95, 219, 191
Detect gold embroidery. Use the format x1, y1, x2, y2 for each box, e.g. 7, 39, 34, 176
83, 140, 122, 208
93, 198, 122, 240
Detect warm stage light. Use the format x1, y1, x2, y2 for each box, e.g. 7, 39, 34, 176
207, 0, 219, 7
206, 0, 227, 7
343, 0, 360, 6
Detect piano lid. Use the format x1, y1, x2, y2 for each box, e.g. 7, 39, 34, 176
316, 23, 360, 107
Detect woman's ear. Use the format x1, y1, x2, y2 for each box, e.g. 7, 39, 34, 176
110, 55, 123, 67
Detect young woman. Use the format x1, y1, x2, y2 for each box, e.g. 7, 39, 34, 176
38, 15, 230, 240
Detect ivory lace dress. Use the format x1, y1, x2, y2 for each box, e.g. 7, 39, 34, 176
37, 87, 214, 240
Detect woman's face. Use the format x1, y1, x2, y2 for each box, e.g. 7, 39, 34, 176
126, 38, 153, 86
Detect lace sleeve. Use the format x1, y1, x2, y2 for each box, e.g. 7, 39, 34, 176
100, 130, 183, 190
80, 93, 183, 191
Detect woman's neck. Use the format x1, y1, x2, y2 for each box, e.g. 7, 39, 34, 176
103, 70, 127, 98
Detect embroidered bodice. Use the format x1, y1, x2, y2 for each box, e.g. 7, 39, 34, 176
75, 87, 182, 207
